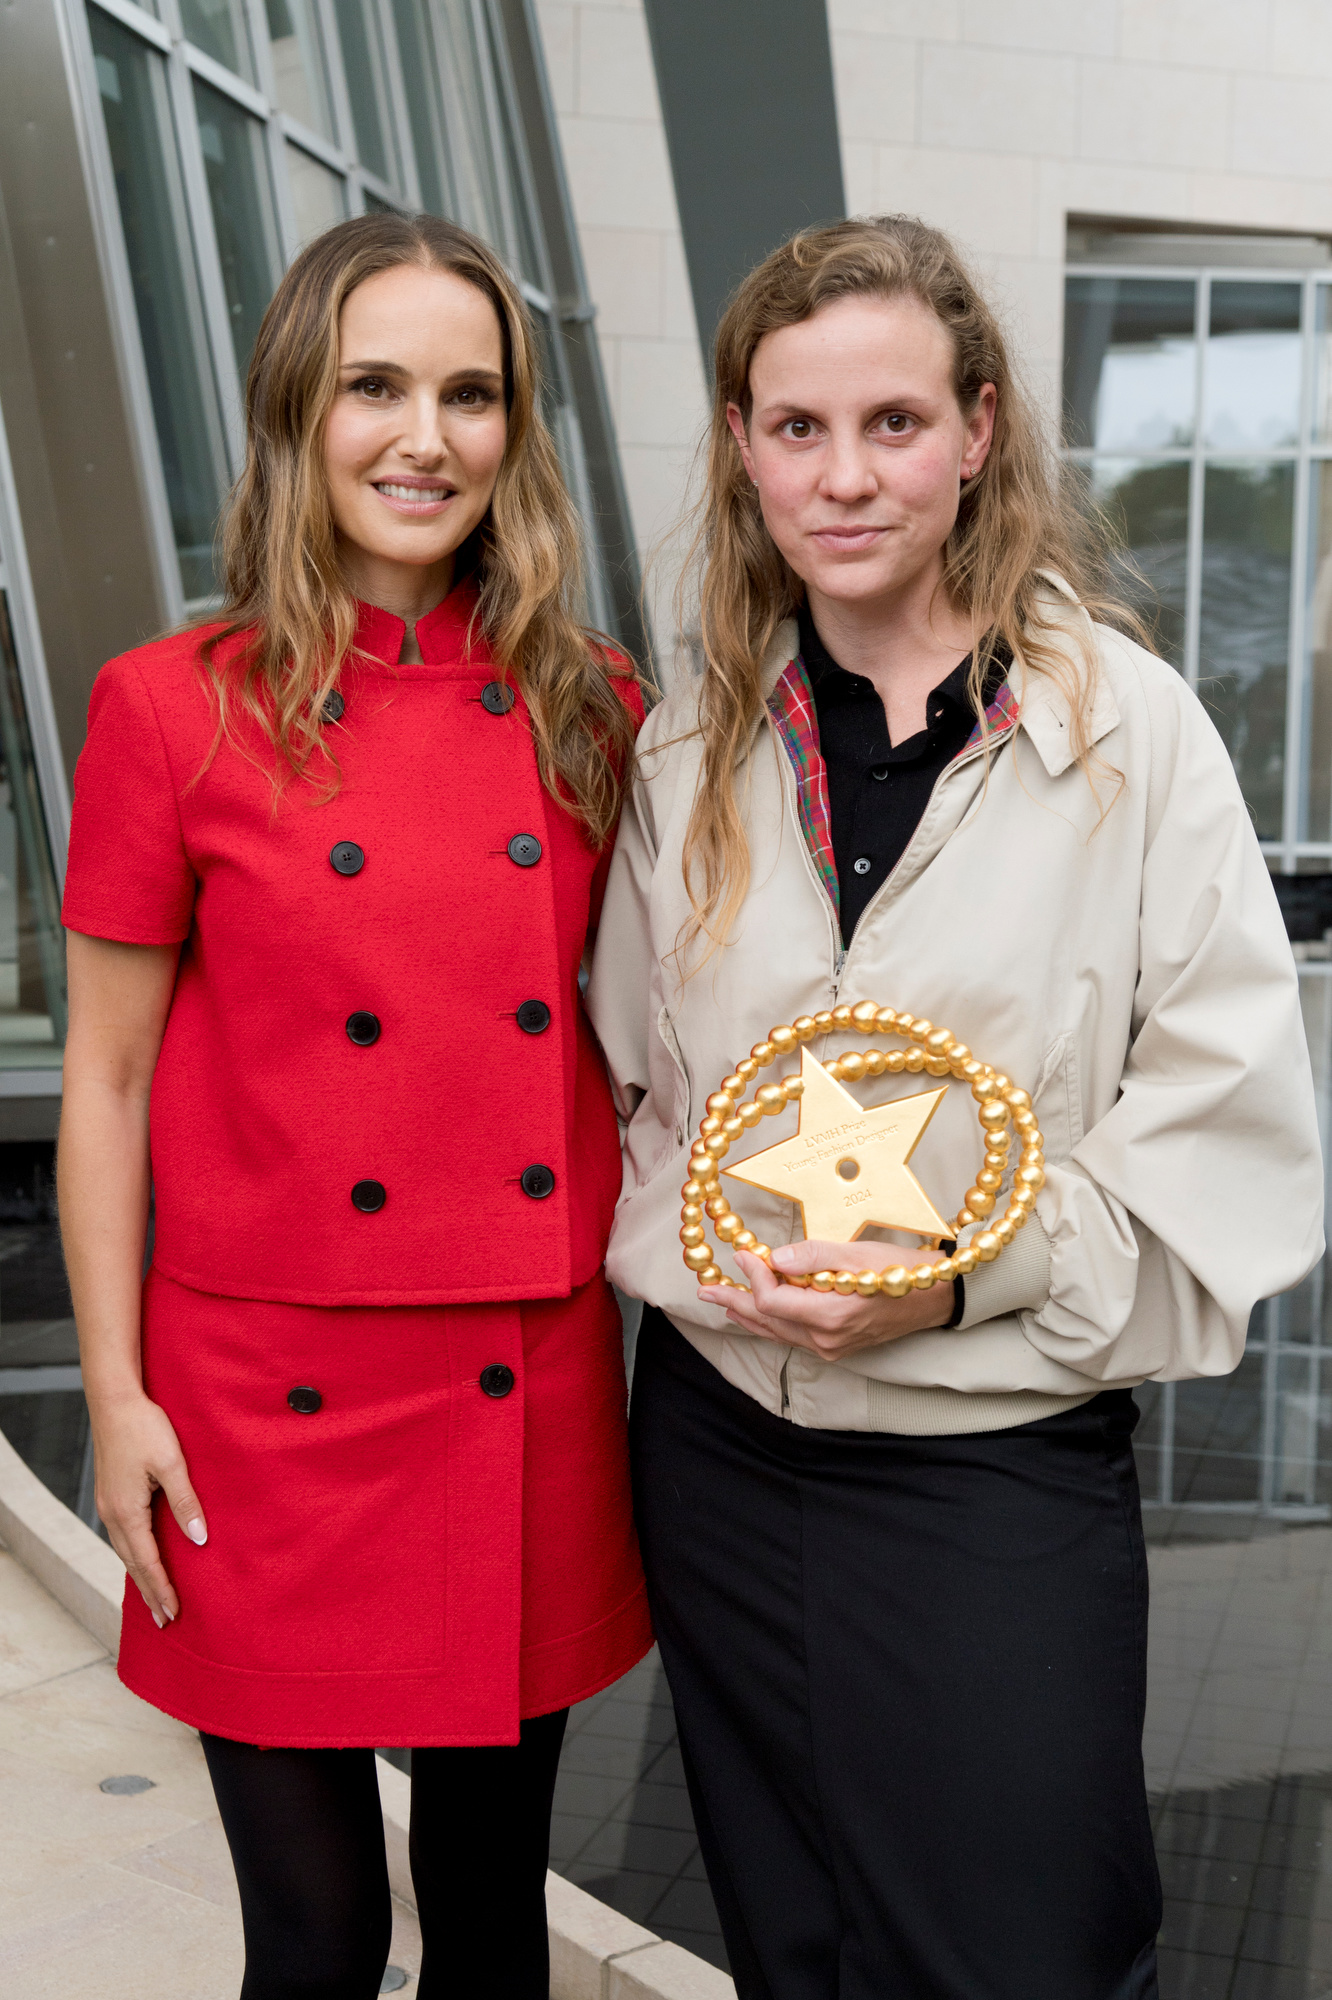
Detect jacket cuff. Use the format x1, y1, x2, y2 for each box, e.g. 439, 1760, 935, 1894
957, 1212, 1053, 1329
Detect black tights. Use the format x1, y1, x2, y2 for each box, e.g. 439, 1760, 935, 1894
201, 1709, 569, 2000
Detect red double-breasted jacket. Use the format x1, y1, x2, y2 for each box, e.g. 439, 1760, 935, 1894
61, 580, 652, 1746
65, 584, 633, 1305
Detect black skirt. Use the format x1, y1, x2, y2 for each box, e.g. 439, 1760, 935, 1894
630, 1306, 1162, 2000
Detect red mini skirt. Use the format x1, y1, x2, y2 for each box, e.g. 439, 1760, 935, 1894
118, 1268, 652, 1747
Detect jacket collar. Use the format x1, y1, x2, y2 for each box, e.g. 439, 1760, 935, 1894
352, 575, 486, 669
758, 575, 1120, 781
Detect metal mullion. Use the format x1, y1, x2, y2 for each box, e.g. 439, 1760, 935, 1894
280, 112, 350, 174
86, 0, 173, 52
314, 0, 359, 169
166, 45, 247, 465
468, 0, 522, 270
483, 0, 556, 294
182, 40, 269, 116
245, 0, 303, 263
1066, 261, 1314, 285
265, 112, 301, 264
357, 167, 404, 208
1285, 274, 1319, 865
242, 0, 278, 98
371, 0, 423, 209
54, 0, 186, 618
1260, 1302, 1280, 1510
1160, 1378, 1176, 1506
1183, 274, 1207, 691
425, 0, 481, 232
0, 404, 73, 861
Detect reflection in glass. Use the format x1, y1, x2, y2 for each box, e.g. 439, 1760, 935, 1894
179, 0, 253, 79
425, 0, 510, 250
1204, 281, 1302, 451
1063, 277, 1196, 451
286, 142, 345, 245
90, 11, 229, 600
1273, 1347, 1329, 1505
330, 0, 392, 183
480, 0, 543, 288
0, 596, 67, 1066
264, 0, 335, 139
1302, 465, 1332, 843
1172, 1350, 1264, 1503
1198, 461, 1294, 840
194, 83, 282, 390
389, 0, 455, 219
1071, 459, 1189, 668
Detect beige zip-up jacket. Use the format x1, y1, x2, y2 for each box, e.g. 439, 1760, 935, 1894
586, 588, 1325, 1434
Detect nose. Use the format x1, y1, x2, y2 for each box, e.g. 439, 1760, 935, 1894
820, 431, 878, 505
401, 388, 447, 466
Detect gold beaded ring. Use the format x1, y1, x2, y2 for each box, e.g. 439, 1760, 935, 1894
678, 1003, 1045, 1298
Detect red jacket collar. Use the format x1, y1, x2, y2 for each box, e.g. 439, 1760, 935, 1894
352, 575, 487, 668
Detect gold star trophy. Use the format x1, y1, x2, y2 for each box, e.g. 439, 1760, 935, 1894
678, 1001, 1046, 1299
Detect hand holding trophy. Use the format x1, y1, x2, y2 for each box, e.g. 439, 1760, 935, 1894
679, 1001, 1045, 1302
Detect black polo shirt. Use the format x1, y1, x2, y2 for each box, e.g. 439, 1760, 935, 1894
798, 606, 1006, 947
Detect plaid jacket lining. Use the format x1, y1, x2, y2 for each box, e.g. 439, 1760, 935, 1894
765, 655, 1019, 918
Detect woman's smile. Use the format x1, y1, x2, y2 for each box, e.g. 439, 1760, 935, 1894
370, 476, 456, 515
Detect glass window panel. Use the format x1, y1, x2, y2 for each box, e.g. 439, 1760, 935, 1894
285, 142, 346, 245
1071, 458, 1189, 669
330, 0, 392, 182
178, 0, 254, 79
1273, 1347, 1332, 1506
193, 83, 282, 390
1132, 1379, 1166, 1506
1198, 461, 1294, 840
388, 0, 455, 217
1062, 276, 1197, 452
265, 0, 336, 140
90, 8, 229, 599
1204, 281, 1302, 452
480, 0, 542, 287
425, 0, 508, 248
1302, 464, 1332, 843
1172, 1351, 1265, 1504
0, 596, 67, 1067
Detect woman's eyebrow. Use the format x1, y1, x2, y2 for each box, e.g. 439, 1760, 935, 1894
337, 359, 506, 387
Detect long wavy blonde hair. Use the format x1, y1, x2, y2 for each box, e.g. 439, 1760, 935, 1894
680, 214, 1141, 953
202, 213, 635, 842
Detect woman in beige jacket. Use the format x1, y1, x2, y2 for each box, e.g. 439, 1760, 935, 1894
587, 217, 1324, 2000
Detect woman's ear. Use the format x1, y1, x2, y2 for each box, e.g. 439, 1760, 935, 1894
726, 403, 759, 486
960, 382, 997, 483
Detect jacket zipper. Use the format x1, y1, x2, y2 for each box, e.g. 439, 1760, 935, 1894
829, 726, 1013, 1000
765, 715, 1011, 1421
769, 710, 1009, 988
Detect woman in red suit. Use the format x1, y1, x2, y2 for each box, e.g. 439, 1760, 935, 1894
57, 213, 651, 1999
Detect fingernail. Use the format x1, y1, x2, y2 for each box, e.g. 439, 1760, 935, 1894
185, 1518, 207, 1546
151, 1610, 164, 1630
770, 1245, 794, 1269
162, 1604, 175, 1621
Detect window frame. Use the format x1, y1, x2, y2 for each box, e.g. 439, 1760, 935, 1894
1064, 255, 1332, 873
67, 0, 631, 632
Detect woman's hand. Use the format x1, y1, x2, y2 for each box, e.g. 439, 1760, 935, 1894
697, 1237, 955, 1361
91, 1393, 206, 1628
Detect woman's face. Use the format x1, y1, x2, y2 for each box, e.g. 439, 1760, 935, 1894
727, 294, 995, 613
323, 262, 508, 596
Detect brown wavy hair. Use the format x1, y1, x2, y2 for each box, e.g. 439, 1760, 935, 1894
679, 213, 1141, 953
201, 212, 635, 842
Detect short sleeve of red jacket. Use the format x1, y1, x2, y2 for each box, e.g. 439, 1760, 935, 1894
62, 655, 197, 944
